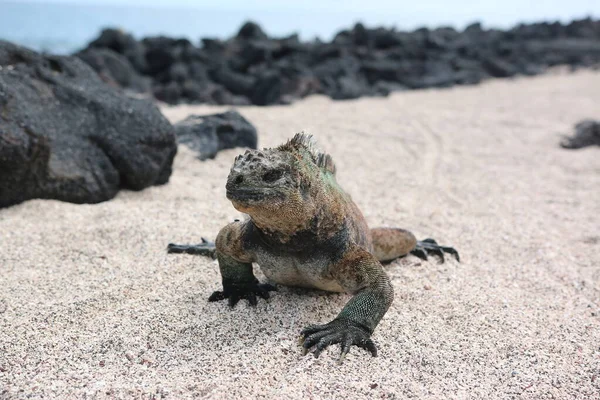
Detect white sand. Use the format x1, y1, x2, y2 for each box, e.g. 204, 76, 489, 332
1, 71, 599, 399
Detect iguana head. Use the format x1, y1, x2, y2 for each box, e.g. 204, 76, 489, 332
225, 133, 338, 234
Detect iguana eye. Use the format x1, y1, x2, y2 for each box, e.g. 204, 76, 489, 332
262, 170, 283, 183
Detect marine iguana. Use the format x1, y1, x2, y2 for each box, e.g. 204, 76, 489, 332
168, 133, 459, 362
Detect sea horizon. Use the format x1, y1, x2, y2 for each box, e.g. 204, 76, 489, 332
1, 0, 599, 54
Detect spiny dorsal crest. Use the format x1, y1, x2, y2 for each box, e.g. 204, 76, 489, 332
278, 133, 336, 175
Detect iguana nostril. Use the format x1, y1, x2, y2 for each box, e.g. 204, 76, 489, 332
234, 175, 244, 185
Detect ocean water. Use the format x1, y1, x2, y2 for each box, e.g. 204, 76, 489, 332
1, 1, 599, 54
0, 1, 403, 54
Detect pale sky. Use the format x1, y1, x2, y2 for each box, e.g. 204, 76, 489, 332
15, 0, 600, 25
11, 0, 600, 21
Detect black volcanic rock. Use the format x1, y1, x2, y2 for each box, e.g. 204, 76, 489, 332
561, 120, 600, 149
76, 48, 151, 93
0, 41, 177, 208
153, 81, 182, 104
174, 110, 257, 160
88, 28, 139, 55
250, 71, 285, 105
236, 21, 268, 41
87, 28, 148, 72
209, 65, 256, 96
77, 18, 600, 106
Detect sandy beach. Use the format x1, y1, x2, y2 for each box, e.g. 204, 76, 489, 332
1, 70, 599, 399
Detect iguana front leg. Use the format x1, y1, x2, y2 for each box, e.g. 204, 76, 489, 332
300, 246, 394, 362
209, 222, 276, 307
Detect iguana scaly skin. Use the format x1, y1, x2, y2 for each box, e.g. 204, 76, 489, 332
168, 133, 459, 362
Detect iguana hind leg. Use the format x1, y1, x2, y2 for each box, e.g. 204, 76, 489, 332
370, 227, 459, 263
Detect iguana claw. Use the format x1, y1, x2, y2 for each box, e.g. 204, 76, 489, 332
299, 318, 377, 363
410, 238, 460, 262
209, 280, 277, 307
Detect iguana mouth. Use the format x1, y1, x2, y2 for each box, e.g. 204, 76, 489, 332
226, 188, 282, 203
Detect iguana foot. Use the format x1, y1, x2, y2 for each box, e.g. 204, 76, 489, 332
209, 279, 277, 307
410, 238, 460, 262
299, 318, 377, 363
167, 237, 217, 259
